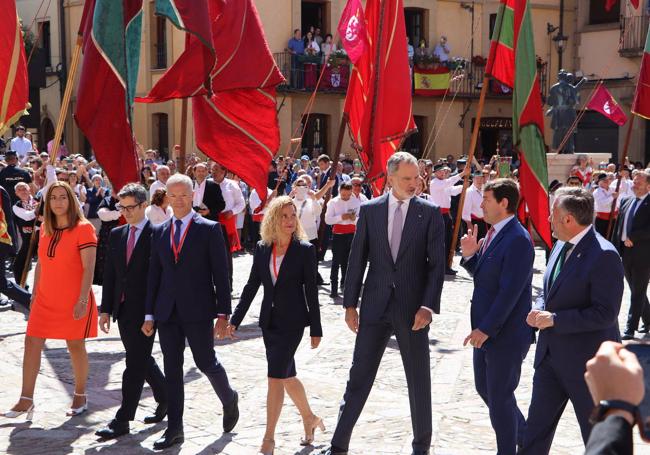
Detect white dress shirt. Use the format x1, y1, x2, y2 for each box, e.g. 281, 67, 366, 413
294, 196, 322, 240
249, 188, 273, 215
564, 224, 593, 260
429, 174, 463, 209
13, 198, 37, 221
10, 137, 32, 160
462, 185, 484, 222
325, 195, 362, 226
192, 179, 207, 208
217, 178, 246, 214
593, 186, 618, 213
610, 178, 634, 200
270, 253, 284, 286
622, 193, 648, 241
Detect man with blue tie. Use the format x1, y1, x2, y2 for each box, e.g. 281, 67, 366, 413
96, 184, 167, 439
321, 152, 446, 455
141, 174, 239, 450
613, 170, 650, 339
460, 179, 534, 455
520, 187, 624, 454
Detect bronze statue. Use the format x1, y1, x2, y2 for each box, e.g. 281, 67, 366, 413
546, 70, 586, 154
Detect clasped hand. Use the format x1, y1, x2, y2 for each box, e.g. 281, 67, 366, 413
526, 310, 555, 330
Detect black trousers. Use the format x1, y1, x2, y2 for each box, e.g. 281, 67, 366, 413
115, 317, 167, 422
443, 212, 453, 265
330, 233, 353, 285
309, 238, 325, 283
622, 249, 650, 334
331, 299, 432, 452
0, 252, 30, 309
12, 232, 36, 281
158, 312, 236, 432
251, 221, 261, 244
594, 217, 611, 238
318, 224, 333, 261
221, 225, 233, 291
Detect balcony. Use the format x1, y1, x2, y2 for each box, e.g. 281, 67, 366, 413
619, 15, 650, 57
273, 51, 549, 101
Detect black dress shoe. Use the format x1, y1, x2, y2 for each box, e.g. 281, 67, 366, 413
445, 268, 458, 276
640, 326, 649, 334
153, 429, 184, 450
223, 391, 239, 433
319, 446, 348, 455
95, 419, 130, 439
622, 333, 636, 341
144, 402, 167, 424
0, 299, 12, 312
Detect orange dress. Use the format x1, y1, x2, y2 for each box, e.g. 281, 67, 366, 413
26, 221, 98, 340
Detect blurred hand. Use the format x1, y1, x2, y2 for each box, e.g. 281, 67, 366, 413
585, 341, 644, 406
141, 320, 154, 337
99, 313, 110, 333
412, 308, 432, 331
73, 300, 88, 320
624, 239, 634, 248
460, 224, 480, 258
534, 311, 555, 329
214, 318, 229, 339
345, 307, 359, 334
526, 310, 541, 328
464, 329, 489, 349
311, 336, 321, 349
225, 324, 238, 340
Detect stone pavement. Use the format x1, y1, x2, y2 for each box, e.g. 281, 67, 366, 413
0, 248, 646, 454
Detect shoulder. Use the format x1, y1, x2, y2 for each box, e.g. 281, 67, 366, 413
592, 230, 619, 255
151, 219, 170, 235
108, 223, 127, 239
364, 194, 387, 208
413, 196, 437, 211
75, 220, 96, 234
297, 239, 314, 251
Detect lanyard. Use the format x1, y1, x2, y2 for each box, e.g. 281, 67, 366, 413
170, 218, 193, 263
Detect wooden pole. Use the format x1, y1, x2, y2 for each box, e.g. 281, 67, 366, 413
179, 97, 188, 173
447, 75, 490, 268
606, 115, 634, 240
20, 35, 84, 287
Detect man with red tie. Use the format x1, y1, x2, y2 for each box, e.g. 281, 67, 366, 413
96, 183, 167, 439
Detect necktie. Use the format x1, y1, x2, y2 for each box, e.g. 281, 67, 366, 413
174, 219, 183, 246
480, 227, 495, 255
390, 201, 404, 262
550, 241, 573, 287
126, 226, 137, 264
626, 198, 641, 239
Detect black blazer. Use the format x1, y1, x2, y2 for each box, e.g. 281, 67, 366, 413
0, 186, 18, 256
231, 239, 322, 337
612, 194, 650, 263
100, 221, 153, 321
584, 415, 632, 455
200, 179, 226, 222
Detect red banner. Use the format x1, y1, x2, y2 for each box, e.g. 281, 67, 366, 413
587, 84, 628, 126
338, 0, 367, 64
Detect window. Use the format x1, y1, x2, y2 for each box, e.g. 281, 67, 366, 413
404, 8, 426, 48
152, 113, 169, 160
402, 116, 425, 158
301, 1, 327, 35
589, 0, 620, 25
151, 15, 167, 69
39, 21, 51, 67
300, 114, 328, 157
489, 13, 497, 41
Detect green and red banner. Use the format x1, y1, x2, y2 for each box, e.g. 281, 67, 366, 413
413, 66, 450, 96
0, 0, 30, 135
632, 21, 650, 119
74, 0, 143, 191
486, 0, 552, 248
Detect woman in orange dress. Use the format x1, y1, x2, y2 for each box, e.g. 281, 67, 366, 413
2, 182, 97, 420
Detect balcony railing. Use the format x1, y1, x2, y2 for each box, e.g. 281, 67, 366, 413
619, 15, 650, 57
273, 51, 548, 101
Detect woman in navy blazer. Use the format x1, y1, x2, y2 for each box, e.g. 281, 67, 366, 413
228, 196, 323, 455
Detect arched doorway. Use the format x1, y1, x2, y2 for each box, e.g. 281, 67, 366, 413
40, 117, 55, 153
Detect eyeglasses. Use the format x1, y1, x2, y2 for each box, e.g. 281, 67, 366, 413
116, 202, 143, 213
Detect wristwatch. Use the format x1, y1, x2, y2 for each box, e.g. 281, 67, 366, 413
589, 400, 638, 424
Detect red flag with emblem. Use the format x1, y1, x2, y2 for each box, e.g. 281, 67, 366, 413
586, 84, 628, 126
337, 0, 367, 64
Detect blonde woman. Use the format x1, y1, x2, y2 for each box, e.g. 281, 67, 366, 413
227, 196, 323, 455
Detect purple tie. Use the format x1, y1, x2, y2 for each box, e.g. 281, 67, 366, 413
126, 225, 137, 264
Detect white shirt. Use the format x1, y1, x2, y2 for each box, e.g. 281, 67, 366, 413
610, 178, 634, 200
462, 184, 484, 222
270, 253, 284, 286
325, 195, 362, 226
216, 178, 246, 214
13, 198, 37, 221
192, 179, 207, 208
10, 137, 32, 160
564, 224, 593, 260
429, 174, 463, 209
145, 204, 173, 226
433, 43, 451, 62
353, 192, 369, 203
149, 180, 166, 199
250, 188, 273, 215
294, 196, 322, 240
593, 186, 618, 213
622, 193, 648, 241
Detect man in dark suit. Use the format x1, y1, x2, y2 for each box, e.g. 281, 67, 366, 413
192, 162, 225, 222
460, 179, 534, 455
612, 170, 650, 339
96, 183, 167, 439
520, 187, 624, 454
141, 174, 239, 450
321, 152, 446, 455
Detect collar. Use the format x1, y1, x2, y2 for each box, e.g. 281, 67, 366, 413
129, 217, 148, 231
492, 215, 515, 234
172, 210, 195, 226
389, 191, 413, 208
567, 224, 592, 246
634, 193, 649, 203
195, 179, 206, 188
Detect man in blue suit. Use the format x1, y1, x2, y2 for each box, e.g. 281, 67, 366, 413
460, 178, 534, 455
321, 152, 446, 455
141, 174, 239, 450
519, 187, 624, 454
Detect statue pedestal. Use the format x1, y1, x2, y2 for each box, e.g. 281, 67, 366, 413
546, 153, 612, 185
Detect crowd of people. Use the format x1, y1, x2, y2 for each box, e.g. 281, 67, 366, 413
0, 122, 649, 453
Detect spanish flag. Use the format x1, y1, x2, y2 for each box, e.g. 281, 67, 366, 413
0, 0, 30, 135
414, 67, 450, 96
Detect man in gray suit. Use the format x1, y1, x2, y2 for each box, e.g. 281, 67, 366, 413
321, 152, 446, 455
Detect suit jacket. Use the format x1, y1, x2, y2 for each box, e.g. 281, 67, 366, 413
200, 179, 226, 222
343, 194, 445, 324
612, 194, 650, 265
534, 228, 624, 378
0, 186, 18, 256
100, 222, 152, 321
145, 212, 231, 323
231, 239, 322, 336
584, 415, 633, 455
460, 217, 535, 347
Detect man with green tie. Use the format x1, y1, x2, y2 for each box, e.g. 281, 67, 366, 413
520, 187, 624, 454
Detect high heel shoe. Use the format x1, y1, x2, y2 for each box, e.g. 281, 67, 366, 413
300, 415, 325, 446
2, 396, 35, 421
66, 393, 88, 417
258, 438, 275, 455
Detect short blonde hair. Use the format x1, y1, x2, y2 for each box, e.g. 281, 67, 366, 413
259, 196, 308, 246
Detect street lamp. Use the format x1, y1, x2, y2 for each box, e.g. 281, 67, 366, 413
552, 32, 568, 69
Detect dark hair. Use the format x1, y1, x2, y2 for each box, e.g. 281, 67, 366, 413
325, 33, 333, 39
339, 182, 353, 191
637, 169, 650, 185
317, 154, 330, 163
151, 188, 168, 206
118, 183, 148, 204
553, 187, 594, 226
294, 28, 300, 34
483, 178, 520, 214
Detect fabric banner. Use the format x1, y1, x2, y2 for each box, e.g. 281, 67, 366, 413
321, 64, 350, 91
632, 21, 650, 119
413, 66, 450, 96
586, 84, 627, 126
337, 0, 367, 64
